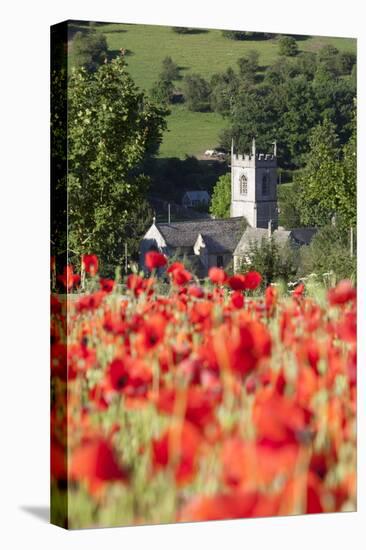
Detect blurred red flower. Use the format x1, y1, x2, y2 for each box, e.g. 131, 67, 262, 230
70, 438, 128, 495
145, 251, 167, 270
328, 280, 356, 306
82, 254, 99, 276
208, 267, 227, 284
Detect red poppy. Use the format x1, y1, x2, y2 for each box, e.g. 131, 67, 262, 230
167, 262, 185, 274
82, 254, 99, 276
188, 285, 205, 298
231, 290, 244, 309
179, 491, 280, 522
293, 282, 305, 297
244, 271, 262, 290
328, 279, 356, 306
227, 274, 247, 291
126, 273, 145, 296
253, 392, 313, 446
108, 357, 152, 397
57, 265, 80, 290
152, 421, 203, 485
99, 278, 115, 293
70, 437, 128, 495
171, 267, 192, 286
265, 285, 277, 313
138, 313, 167, 349
145, 251, 167, 270
208, 267, 227, 284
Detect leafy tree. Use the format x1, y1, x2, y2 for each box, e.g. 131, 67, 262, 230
336, 108, 356, 227
277, 182, 302, 229
238, 237, 299, 286
150, 78, 174, 105
72, 29, 108, 71
210, 173, 231, 218
210, 68, 239, 115
279, 75, 318, 166
237, 50, 259, 84
299, 224, 356, 282
183, 74, 211, 111
295, 116, 356, 229
160, 56, 180, 81
263, 57, 298, 85
294, 51, 317, 80
67, 56, 168, 270
337, 51, 357, 75
312, 72, 355, 145
317, 45, 340, 76
278, 36, 299, 57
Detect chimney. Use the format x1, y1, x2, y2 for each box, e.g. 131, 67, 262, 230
268, 219, 273, 238
252, 137, 256, 157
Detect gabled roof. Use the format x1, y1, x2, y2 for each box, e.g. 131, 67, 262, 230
182, 190, 210, 200
156, 217, 246, 254
233, 226, 317, 256
234, 227, 291, 256
290, 228, 318, 245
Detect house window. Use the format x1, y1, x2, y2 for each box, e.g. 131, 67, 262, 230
240, 173, 248, 195
216, 255, 224, 267
262, 174, 269, 196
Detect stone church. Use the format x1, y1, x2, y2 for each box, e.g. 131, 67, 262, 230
140, 139, 316, 277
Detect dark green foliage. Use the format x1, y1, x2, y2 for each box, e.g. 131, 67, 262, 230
147, 155, 226, 203
209, 173, 231, 218
294, 52, 317, 80
211, 42, 355, 171
183, 74, 211, 112
277, 182, 302, 229
66, 56, 168, 270
210, 68, 239, 115
172, 27, 197, 34
239, 238, 299, 286
160, 56, 180, 81
237, 50, 259, 84
299, 225, 356, 282
337, 51, 357, 75
72, 29, 108, 71
294, 115, 356, 229
278, 36, 299, 57
150, 79, 174, 105
222, 30, 274, 41
150, 57, 181, 106
312, 72, 355, 145
222, 30, 248, 41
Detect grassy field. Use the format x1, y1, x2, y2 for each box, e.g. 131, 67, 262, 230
159, 105, 226, 158
69, 22, 356, 159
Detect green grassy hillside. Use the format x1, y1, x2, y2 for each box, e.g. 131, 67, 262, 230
68, 22, 356, 159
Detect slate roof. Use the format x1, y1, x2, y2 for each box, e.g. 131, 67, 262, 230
182, 190, 210, 201
156, 218, 246, 254
290, 228, 318, 245
234, 227, 291, 256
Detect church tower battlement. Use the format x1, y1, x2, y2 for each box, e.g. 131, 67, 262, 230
230, 138, 278, 229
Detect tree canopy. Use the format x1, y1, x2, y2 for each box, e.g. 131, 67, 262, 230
209, 173, 231, 218
66, 56, 168, 272
72, 29, 108, 72
294, 113, 356, 229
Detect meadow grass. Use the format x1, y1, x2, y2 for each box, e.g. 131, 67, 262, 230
68, 22, 356, 158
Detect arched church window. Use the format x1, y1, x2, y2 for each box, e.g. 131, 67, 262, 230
262, 174, 269, 196
240, 173, 247, 195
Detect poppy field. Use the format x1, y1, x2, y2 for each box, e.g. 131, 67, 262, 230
51, 253, 357, 529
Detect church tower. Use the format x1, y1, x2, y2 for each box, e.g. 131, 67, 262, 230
230, 138, 278, 229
